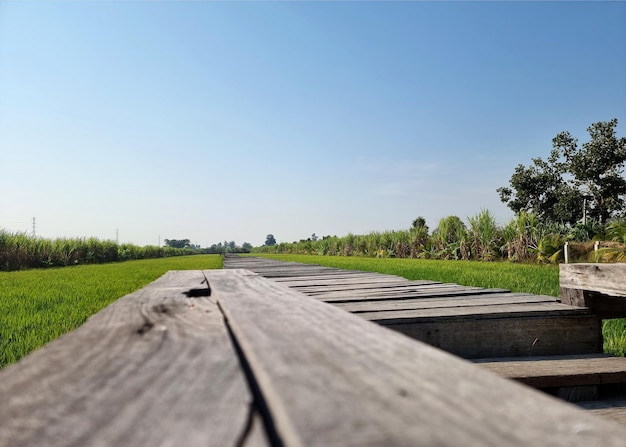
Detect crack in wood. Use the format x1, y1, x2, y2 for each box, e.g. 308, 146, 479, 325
218, 301, 284, 447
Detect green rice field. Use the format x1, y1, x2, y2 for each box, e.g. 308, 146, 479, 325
0, 255, 222, 368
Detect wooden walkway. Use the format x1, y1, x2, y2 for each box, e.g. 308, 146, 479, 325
224, 256, 626, 426
224, 256, 601, 359
2, 258, 626, 445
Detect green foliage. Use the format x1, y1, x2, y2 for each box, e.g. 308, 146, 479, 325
0, 230, 198, 271
252, 210, 626, 264
499, 119, 626, 225
163, 238, 192, 249
467, 209, 501, 261
0, 255, 222, 368
534, 233, 565, 264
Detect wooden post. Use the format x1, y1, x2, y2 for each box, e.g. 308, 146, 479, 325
564, 242, 569, 264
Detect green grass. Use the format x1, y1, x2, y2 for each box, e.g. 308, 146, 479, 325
251, 254, 626, 356
0, 255, 222, 368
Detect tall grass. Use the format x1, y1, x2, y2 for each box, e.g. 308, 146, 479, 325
0, 229, 198, 271
0, 255, 222, 368
253, 210, 626, 264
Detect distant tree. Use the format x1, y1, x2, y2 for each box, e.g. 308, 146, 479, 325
311, 233, 318, 242
241, 242, 253, 252
164, 239, 191, 249
555, 119, 626, 223
411, 217, 429, 233
265, 234, 277, 246
498, 119, 626, 224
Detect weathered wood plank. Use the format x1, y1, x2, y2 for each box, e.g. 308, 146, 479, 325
335, 293, 558, 313
0, 271, 266, 447
290, 280, 435, 294
579, 398, 626, 426
357, 301, 590, 322
384, 315, 602, 358
474, 354, 626, 388
560, 288, 626, 319
273, 272, 402, 284
317, 286, 517, 302
208, 269, 626, 446
279, 276, 411, 288
560, 263, 626, 297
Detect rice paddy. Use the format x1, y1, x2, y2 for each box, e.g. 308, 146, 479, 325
0, 255, 222, 368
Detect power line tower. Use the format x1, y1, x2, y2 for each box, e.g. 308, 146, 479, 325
32, 217, 36, 238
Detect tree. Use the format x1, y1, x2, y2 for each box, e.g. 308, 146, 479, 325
241, 242, 253, 252
498, 119, 626, 225
411, 216, 429, 233
311, 233, 318, 242
265, 234, 277, 246
555, 119, 626, 223
164, 238, 191, 249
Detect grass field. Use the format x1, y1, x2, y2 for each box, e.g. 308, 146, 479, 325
0, 255, 222, 368
251, 254, 626, 356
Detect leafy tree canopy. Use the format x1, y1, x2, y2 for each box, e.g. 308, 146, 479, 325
164, 238, 191, 249
498, 119, 626, 224
265, 234, 277, 246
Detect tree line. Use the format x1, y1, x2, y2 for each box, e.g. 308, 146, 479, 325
255, 119, 626, 264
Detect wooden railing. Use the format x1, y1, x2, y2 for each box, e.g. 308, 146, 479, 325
1, 269, 626, 446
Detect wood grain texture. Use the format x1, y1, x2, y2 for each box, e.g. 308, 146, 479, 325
560, 287, 626, 319
357, 302, 590, 322
280, 277, 410, 288
274, 273, 403, 284
560, 263, 626, 297
209, 269, 626, 446
579, 398, 626, 426
475, 354, 626, 388
384, 315, 602, 358
316, 285, 510, 302
334, 293, 558, 313
0, 271, 267, 447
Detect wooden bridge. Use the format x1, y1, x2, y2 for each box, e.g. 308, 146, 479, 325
1, 256, 626, 446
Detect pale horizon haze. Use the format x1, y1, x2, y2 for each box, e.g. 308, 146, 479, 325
1, 1, 625, 247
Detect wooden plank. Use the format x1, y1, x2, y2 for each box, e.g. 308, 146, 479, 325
474, 354, 626, 388
291, 280, 434, 294
278, 276, 411, 287
318, 286, 516, 303
579, 398, 626, 426
357, 302, 590, 323
560, 263, 626, 297
274, 271, 396, 280
242, 269, 352, 278
384, 315, 601, 358
560, 287, 626, 319
207, 269, 626, 446
0, 271, 267, 447
335, 293, 558, 313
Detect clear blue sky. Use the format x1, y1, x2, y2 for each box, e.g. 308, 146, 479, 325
1, 1, 625, 247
